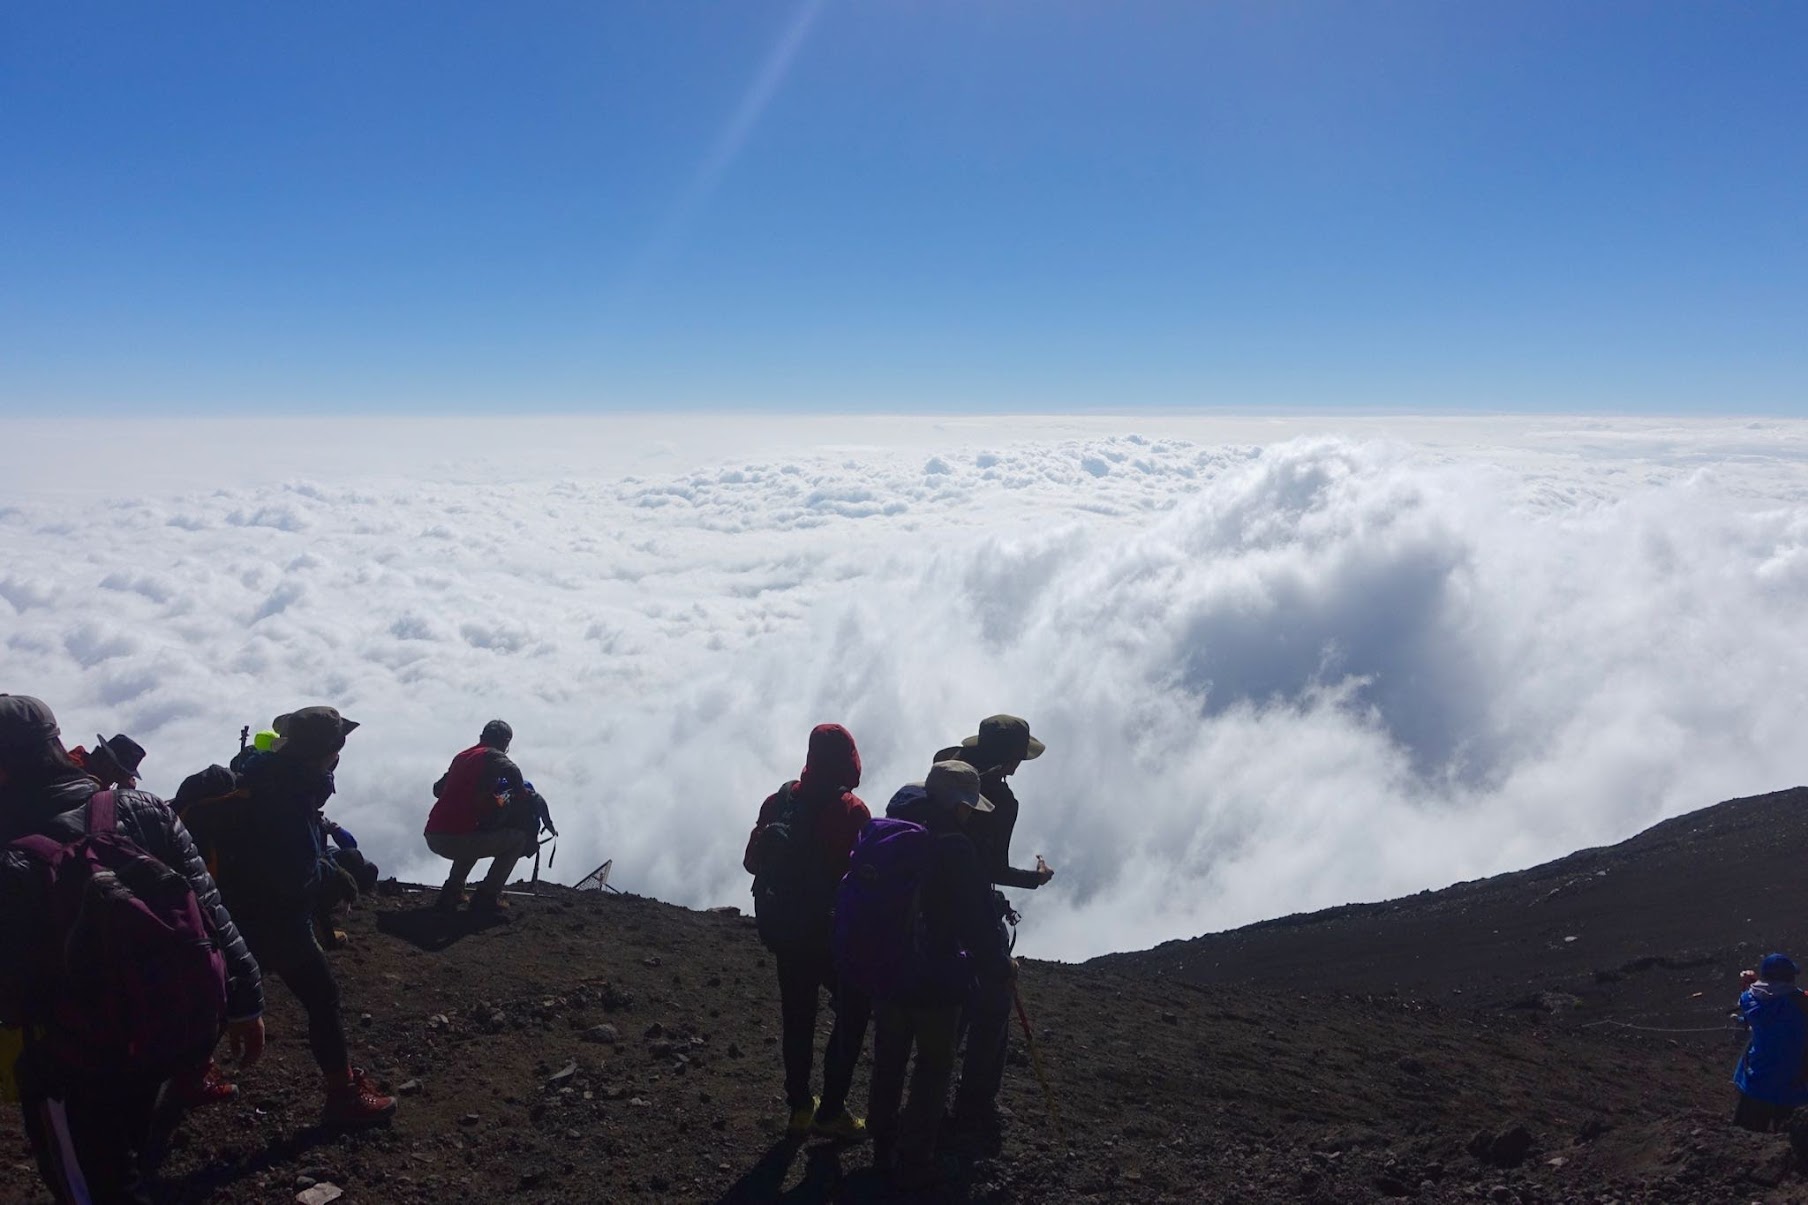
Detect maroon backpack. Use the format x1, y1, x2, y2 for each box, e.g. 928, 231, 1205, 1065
9, 791, 228, 1080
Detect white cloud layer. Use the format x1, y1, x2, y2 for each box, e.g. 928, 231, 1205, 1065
4, 414, 1808, 959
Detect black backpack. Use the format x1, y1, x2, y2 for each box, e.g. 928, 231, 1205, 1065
750, 782, 833, 953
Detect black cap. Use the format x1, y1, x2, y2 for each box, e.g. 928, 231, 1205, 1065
958, 714, 1046, 765
480, 719, 513, 749
93, 733, 147, 777
0, 695, 60, 750
272, 706, 359, 758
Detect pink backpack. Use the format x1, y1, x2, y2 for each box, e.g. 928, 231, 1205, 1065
10, 791, 227, 1080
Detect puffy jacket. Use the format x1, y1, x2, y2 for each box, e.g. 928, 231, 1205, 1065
1734, 982, 1808, 1106
426, 744, 525, 836
0, 776, 263, 1023
886, 788, 1012, 1005
744, 724, 869, 882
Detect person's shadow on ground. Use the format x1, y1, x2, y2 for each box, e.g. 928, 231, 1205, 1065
712, 1139, 973, 1204
376, 905, 509, 952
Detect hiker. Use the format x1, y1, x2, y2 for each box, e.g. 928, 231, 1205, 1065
847, 761, 1013, 1187
1732, 953, 1808, 1130
424, 719, 533, 913
68, 733, 147, 791
216, 706, 396, 1126
744, 723, 873, 1141
934, 714, 1055, 1135
0, 695, 265, 1204
313, 818, 376, 948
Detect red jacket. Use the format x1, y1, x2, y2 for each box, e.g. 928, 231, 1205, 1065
425, 744, 524, 836
743, 724, 869, 881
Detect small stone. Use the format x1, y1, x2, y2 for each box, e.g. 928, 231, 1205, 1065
296, 1186, 344, 1205
458, 1113, 480, 1126
359, 1012, 372, 1026
629, 1097, 651, 1108
584, 1024, 619, 1044
642, 956, 661, 968
1546, 1156, 1566, 1168
547, 1060, 579, 1088
1161, 1012, 1179, 1025
398, 1079, 423, 1096
644, 1023, 665, 1039
295, 1175, 317, 1190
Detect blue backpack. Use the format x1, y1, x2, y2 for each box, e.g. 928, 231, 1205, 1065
832, 817, 943, 1000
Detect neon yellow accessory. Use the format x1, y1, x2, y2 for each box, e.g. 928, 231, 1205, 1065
254, 729, 278, 752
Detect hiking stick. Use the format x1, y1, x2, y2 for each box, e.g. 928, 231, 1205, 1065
1012, 982, 1065, 1144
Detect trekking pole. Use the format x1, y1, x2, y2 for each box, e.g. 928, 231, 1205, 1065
1011, 982, 1065, 1144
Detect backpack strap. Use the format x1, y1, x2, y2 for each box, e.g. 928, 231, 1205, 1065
86, 790, 118, 836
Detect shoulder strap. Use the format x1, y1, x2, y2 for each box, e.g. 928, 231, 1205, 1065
86, 790, 117, 835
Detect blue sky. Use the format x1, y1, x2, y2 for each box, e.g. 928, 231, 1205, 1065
2, 2, 1803, 415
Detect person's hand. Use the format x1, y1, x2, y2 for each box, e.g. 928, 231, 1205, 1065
227, 1018, 266, 1068
1742, 969, 1759, 989
1035, 855, 1054, 885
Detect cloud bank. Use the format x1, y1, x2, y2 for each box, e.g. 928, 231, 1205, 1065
4, 415, 1807, 959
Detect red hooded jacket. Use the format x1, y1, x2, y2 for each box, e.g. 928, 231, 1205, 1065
744, 724, 870, 882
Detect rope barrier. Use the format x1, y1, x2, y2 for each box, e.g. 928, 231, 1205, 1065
1579, 1018, 1740, 1034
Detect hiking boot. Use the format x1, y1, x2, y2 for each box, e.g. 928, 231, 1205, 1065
434, 885, 464, 913
173, 1060, 238, 1109
469, 890, 510, 914
322, 1067, 397, 1127
810, 1108, 868, 1143
786, 1096, 819, 1137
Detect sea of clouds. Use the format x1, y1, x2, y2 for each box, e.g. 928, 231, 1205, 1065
4, 414, 1807, 960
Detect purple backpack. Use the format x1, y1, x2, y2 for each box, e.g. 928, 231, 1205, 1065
832, 817, 943, 1000
10, 791, 228, 1080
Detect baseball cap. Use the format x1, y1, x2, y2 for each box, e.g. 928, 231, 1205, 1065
1761, 953, 1798, 982
0, 694, 60, 750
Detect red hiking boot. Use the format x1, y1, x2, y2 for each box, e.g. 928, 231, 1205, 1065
322, 1067, 397, 1127
173, 1060, 239, 1108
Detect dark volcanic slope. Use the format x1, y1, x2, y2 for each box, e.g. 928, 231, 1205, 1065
1096, 786, 1808, 1025
1, 789, 1806, 1203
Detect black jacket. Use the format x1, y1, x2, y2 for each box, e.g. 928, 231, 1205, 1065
0, 776, 264, 1022
935, 746, 1043, 891
218, 750, 336, 918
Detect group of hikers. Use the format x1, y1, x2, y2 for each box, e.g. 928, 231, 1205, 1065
21, 677, 1808, 1200
740, 715, 1055, 1189
0, 686, 1054, 1200
0, 694, 560, 1204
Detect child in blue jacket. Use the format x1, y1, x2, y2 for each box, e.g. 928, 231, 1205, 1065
1733, 953, 1808, 1131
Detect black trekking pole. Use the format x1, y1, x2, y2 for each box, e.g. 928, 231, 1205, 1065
238, 725, 250, 754
1012, 981, 1065, 1144
531, 834, 556, 892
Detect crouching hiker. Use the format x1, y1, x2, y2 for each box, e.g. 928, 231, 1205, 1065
0, 696, 265, 1204
424, 720, 532, 913
745, 723, 872, 1141
218, 706, 396, 1126
1732, 953, 1808, 1131
839, 761, 1013, 1189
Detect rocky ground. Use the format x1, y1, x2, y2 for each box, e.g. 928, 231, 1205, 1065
4, 788, 1807, 1202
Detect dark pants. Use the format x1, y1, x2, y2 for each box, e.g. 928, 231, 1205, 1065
952, 978, 1012, 1121
238, 910, 349, 1076
869, 1001, 962, 1170
776, 947, 871, 1115
18, 1059, 161, 1205
1734, 1090, 1796, 1132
